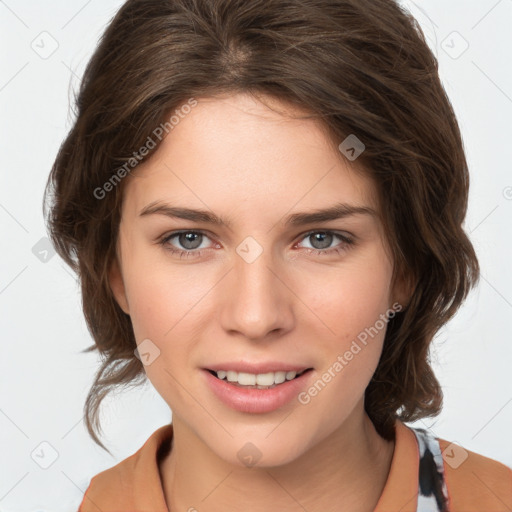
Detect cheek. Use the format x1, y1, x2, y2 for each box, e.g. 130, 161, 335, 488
124, 275, 171, 342
121, 251, 217, 389
126, 268, 207, 343
123, 269, 202, 398
120, 234, 208, 338
294, 250, 393, 340
294, 272, 391, 427
292, 251, 393, 394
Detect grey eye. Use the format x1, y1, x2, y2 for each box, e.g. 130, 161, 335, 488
306, 232, 334, 250
177, 232, 203, 250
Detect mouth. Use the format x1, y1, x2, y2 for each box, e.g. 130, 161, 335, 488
206, 368, 314, 390
202, 366, 316, 413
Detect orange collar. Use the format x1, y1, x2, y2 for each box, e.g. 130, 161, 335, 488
79, 420, 420, 512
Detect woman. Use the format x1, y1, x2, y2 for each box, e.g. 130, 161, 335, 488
44, 0, 512, 510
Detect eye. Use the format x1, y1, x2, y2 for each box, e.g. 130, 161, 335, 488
295, 230, 354, 256
159, 230, 214, 259
158, 229, 355, 259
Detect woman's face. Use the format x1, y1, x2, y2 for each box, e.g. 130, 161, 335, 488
110, 92, 405, 467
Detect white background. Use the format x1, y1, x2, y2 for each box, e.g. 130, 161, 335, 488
1, 0, 511, 510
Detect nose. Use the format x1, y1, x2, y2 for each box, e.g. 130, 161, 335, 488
218, 244, 295, 341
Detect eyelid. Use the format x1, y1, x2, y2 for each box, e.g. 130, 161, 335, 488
159, 228, 355, 253
295, 229, 354, 244
159, 229, 218, 249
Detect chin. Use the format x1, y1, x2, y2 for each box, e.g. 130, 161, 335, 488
207, 429, 309, 470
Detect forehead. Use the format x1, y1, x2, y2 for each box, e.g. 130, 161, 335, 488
121, 93, 378, 222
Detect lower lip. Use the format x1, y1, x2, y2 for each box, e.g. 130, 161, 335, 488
202, 369, 314, 413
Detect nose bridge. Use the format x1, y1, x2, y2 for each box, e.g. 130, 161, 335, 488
219, 236, 292, 339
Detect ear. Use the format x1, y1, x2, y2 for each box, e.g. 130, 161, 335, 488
108, 256, 130, 315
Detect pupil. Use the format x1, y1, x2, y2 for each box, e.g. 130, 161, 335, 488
311, 232, 332, 249
180, 232, 202, 250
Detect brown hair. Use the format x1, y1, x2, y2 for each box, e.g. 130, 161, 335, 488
44, 0, 479, 452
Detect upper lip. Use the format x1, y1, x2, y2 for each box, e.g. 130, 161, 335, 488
204, 361, 313, 374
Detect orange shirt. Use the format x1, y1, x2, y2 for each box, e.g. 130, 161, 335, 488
78, 420, 512, 511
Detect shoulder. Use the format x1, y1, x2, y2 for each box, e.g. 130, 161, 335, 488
78, 456, 137, 510
77, 446, 145, 511
437, 437, 512, 511
77, 424, 173, 512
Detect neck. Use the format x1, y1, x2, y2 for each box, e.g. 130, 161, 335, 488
160, 407, 394, 512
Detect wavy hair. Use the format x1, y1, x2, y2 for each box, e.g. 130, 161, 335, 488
44, 0, 479, 451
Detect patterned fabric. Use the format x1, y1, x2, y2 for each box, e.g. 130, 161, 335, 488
411, 427, 450, 512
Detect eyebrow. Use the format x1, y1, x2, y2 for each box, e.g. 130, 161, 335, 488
138, 201, 377, 227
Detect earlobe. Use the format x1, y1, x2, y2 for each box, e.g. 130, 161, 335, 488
108, 257, 130, 315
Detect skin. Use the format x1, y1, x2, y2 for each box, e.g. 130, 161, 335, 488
109, 92, 411, 512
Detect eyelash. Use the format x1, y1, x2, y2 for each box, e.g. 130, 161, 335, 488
157, 230, 355, 259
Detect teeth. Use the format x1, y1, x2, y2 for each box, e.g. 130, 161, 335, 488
214, 369, 304, 386
285, 371, 297, 381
